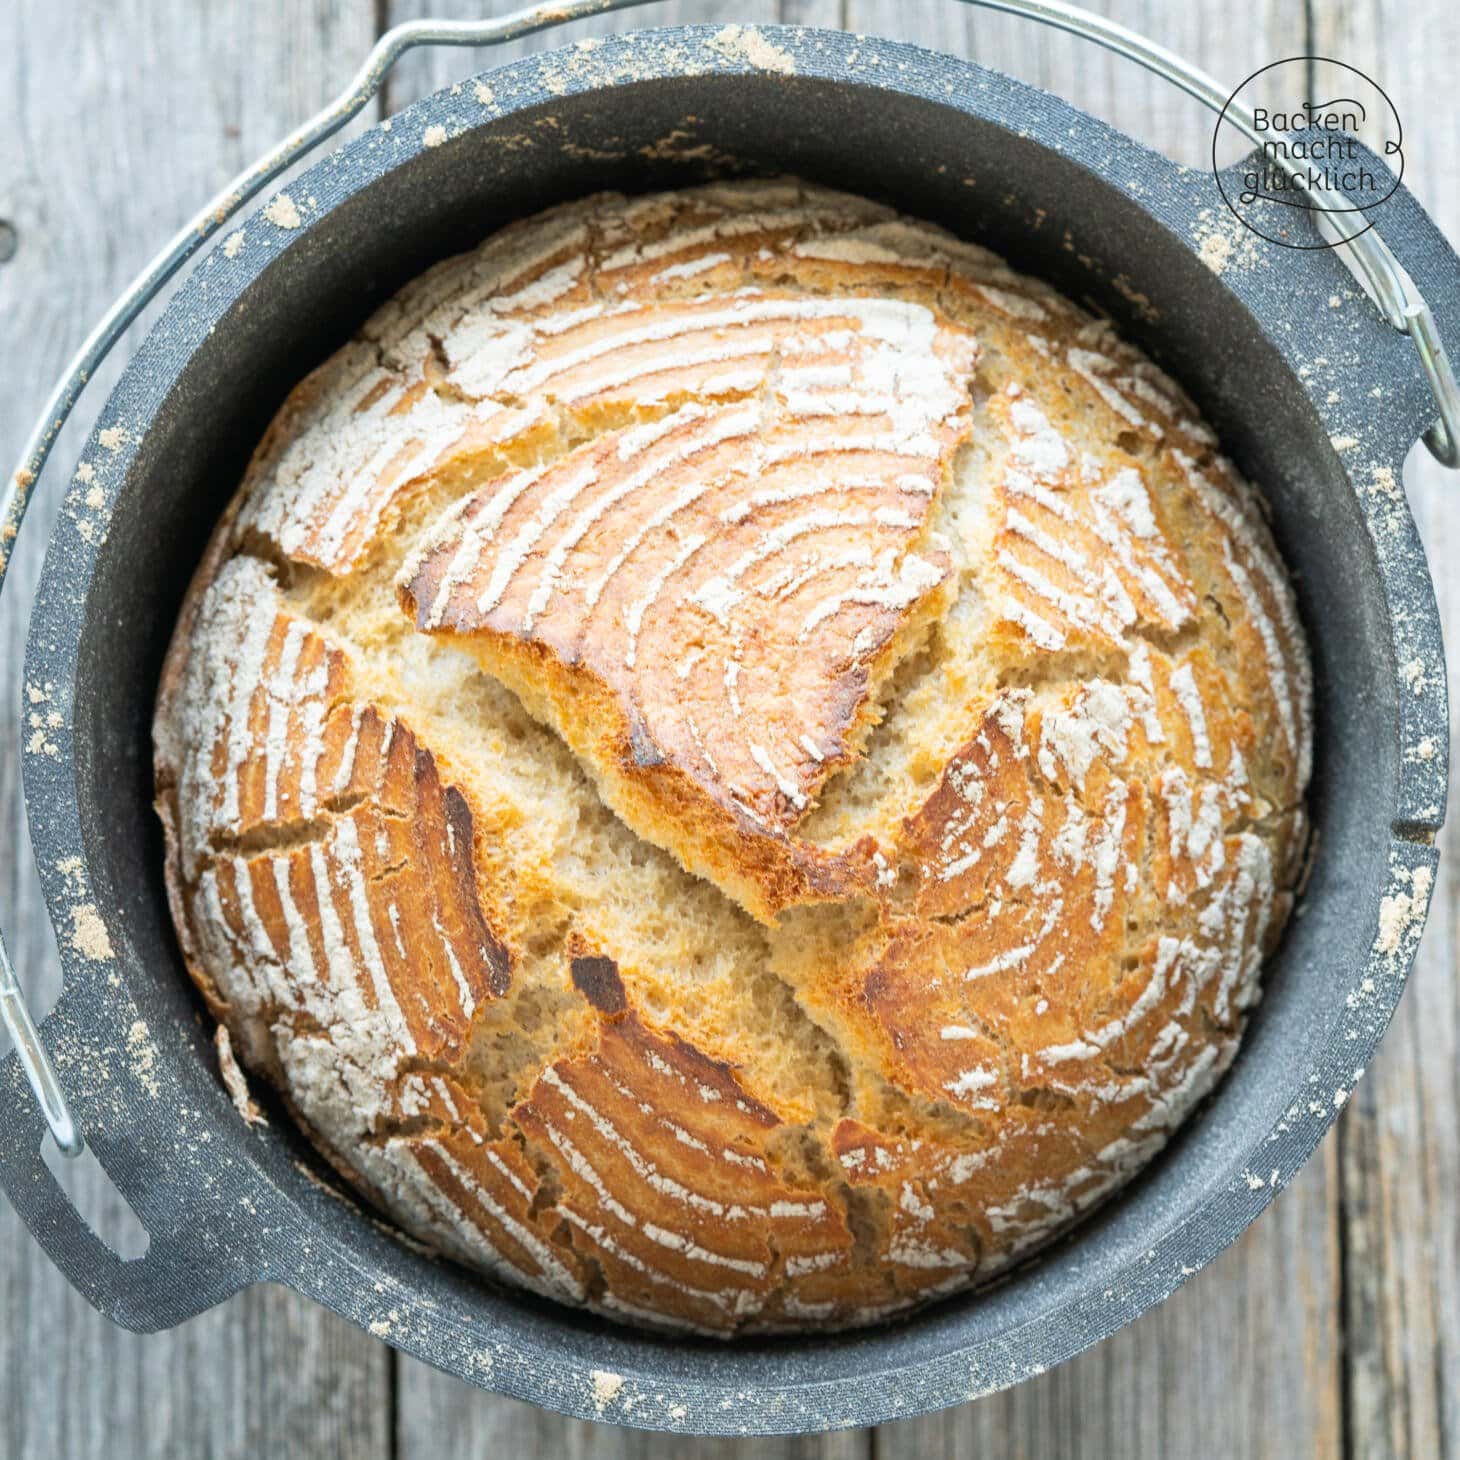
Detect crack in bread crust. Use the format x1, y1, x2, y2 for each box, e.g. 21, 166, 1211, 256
154, 179, 1313, 1333
395, 289, 978, 920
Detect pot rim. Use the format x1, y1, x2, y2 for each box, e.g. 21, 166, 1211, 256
12, 22, 1448, 1434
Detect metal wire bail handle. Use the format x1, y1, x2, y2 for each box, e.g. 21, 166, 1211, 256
3, 0, 1457, 1162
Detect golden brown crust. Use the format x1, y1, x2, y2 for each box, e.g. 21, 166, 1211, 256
154, 179, 1312, 1333
510, 995, 864, 1331
394, 274, 979, 920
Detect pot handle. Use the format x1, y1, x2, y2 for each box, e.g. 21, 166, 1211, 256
0, 0, 672, 1162
991, 3, 1458, 465
1334, 144, 1460, 460
5, 0, 1458, 1159
1249, 134, 1460, 466
0, 998, 259, 1332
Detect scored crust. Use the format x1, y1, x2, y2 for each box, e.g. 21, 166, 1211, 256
155, 179, 1312, 1334
397, 301, 974, 919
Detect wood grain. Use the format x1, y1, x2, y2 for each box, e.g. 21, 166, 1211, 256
0, 1, 1452, 1456
1307, 6, 1460, 1457
0, 4, 391, 1458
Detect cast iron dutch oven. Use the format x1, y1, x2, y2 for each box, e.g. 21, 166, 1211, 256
0, 20, 1451, 1435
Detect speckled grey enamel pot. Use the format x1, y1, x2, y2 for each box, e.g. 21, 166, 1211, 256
0, 25, 1450, 1435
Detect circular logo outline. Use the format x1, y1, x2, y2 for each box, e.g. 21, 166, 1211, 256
1211, 56, 1404, 250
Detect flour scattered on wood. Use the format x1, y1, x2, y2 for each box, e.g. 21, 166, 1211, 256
264, 193, 301, 230
70, 903, 113, 961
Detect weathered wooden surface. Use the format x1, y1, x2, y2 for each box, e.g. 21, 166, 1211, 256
1306, 7, 1460, 1457
0, 5, 392, 1459
0, 2, 1453, 1456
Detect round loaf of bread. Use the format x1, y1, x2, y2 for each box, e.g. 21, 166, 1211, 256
155, 179, 1313, 1333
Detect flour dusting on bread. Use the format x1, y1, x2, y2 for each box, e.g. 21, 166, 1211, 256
155, 180, 1312, 1333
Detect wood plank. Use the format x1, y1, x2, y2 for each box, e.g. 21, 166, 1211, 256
0, 3, 392, 1456
845, 3, 1345, 1455
7, 1, 1447, 1456
383, 12, 868, 1458
1308, 6, 1460, 1456
778, 0, 847, 23
395, 1384, 869, 1460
